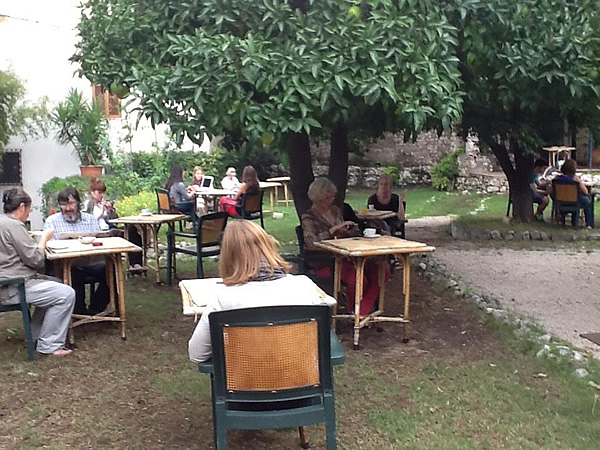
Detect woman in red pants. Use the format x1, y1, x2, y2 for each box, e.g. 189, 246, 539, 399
301, 177, 384, 315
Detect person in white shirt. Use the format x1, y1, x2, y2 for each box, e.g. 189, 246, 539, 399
220, 167, 241, 192
188, 220, 336, 362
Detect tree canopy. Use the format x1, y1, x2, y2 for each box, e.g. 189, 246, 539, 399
0, 69, 50, 151
74, 0, 463, 213
449, 0, 600, 219
73, 0, 600, 220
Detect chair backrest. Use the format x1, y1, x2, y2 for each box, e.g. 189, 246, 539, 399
553, 179, 578, 203
241, 190, 263, 215
209, 305, 332, 401
197, 212, 228, 246
295, 225, 305, 254
155, 188, 173, 214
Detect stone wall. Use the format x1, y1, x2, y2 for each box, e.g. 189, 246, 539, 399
455, 172, 508, 193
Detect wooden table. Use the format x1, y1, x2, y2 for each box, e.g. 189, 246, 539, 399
266, 176, 292, 207
109, 213, 187, 284
192, 188, 235, 213
354, 209, 397, 221
314, 236, 434, 349
45, 237, 141, 342
259, 181, 283, 213
543, 146, 574, 167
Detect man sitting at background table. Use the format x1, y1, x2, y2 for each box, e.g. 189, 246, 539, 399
530, 158, 552, 222
44, 187, 111, 315
221, 167, 240, 193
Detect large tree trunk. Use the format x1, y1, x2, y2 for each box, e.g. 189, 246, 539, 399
287, 130, 314, 219
490, 140, 534, 222
329, 122, 349, 206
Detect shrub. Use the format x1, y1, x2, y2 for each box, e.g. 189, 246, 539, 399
39, 175, 89, 218
430, 147, 463, 191
381, 165, 399, 185
114, 191, 156, 217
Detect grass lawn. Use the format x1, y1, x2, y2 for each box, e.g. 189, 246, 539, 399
2, 187, 600, 448
2, 262, 599, 449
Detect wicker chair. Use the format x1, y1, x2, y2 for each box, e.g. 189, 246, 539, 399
551, 179, 595, 227
295, 225, 335, 296
198, 305, 344, 450
0, 278, 35, 360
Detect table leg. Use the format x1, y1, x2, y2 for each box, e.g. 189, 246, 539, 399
60, 260, 76, 345
105, 256, 116, 312
114, 254, 127, 340
377, 256, 386, 313
151, 224, 161, 284
123, 226, 130, 280
401, 253, 411, 343
353, 257, 366, 350
269, 188, 275, 213
283, 182, 290, 206
332, 256, 343, 330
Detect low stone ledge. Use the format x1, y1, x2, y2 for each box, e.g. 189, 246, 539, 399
450, 220, 600, 241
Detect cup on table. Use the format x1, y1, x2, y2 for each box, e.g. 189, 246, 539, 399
79, 236, 96, 245
363, 228, 377, 237
368, 204, 375, 211
140, 209, 152, 216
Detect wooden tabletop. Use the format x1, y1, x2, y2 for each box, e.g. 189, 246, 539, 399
354, 209, 397, 220
180, 278, 224, 316
259, 181, 283, 188
109, 213, 187, 225
314, 236, 434, 257
192, 188, 235, 196
542, 146, 575, 152
266, 176, 290, 182
45, 237, 141, 260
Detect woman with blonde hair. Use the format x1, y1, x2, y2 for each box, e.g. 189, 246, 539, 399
301, 177, 383, 316
188, 220, 335, 362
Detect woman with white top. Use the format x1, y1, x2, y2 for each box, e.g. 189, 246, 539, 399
188, 220, 335, 362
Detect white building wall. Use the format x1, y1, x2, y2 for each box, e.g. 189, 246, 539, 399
0, 1, 209, 229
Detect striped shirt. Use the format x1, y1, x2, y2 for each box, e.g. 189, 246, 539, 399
44, 212, 101, 240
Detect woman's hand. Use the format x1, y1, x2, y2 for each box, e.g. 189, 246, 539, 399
330, 221, 357, 235
38, 228, 54, 249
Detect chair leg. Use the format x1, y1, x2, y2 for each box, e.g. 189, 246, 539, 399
299, 426, 310, 449
197, 255, 204, 279
21, 307, 35, 361
324, 394, 337, 450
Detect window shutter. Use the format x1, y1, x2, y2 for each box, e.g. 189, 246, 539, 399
91, 84, 121, 119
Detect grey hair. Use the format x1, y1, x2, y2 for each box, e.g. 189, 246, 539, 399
3, 187, 32, 213
307, 178, 337, 203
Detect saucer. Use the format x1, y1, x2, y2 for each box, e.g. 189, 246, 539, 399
139, 211, 153, 216
363, 234, 381, 238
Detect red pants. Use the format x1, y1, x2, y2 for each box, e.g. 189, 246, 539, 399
315, 259, 386, 315
219, 196, 239, 217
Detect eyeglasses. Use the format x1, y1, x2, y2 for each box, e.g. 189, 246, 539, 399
59, 201, 78, 208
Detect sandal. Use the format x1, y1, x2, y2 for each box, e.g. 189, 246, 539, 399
40, 348, 73, 357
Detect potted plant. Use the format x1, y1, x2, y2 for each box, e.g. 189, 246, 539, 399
51, 88, 109, 177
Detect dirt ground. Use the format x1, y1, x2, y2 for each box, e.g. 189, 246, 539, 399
408, 216, 600, 358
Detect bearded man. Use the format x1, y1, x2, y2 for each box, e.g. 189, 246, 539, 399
44, 187, 110, 315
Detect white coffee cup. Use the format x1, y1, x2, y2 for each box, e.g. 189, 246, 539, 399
363, 228, 377, 237
368, 204, 375, 210
80, 236, 96, 244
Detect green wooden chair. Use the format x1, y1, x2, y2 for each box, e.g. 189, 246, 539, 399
166, 212, 228, 284
198, 305, 344, 449
0, 278, 35, 360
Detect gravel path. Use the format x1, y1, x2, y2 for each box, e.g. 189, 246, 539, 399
408, 216, 600, 358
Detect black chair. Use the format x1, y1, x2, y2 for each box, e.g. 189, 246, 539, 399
155, 187, 195, 232
295, 225, 335, 296
198, 305, 344, 450
0, 278, 35, 360
238, 190, 264, 228
166, 212, 228, 285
